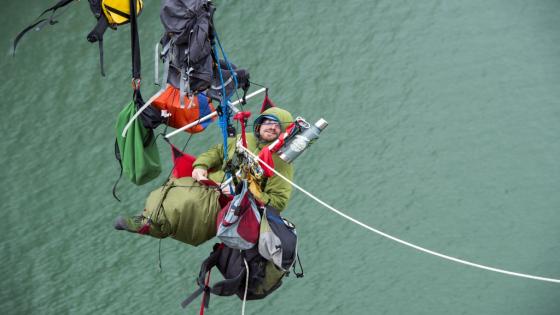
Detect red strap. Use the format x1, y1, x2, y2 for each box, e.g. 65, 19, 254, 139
258, 146, 275, 177
199, 270, 212, 315
233, 111, 251, 148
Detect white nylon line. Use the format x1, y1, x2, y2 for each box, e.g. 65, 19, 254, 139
121, 89, 164, 138
241, 258, 250, 315
239, 146, 560, 284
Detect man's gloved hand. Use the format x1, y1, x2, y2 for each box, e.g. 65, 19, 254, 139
247, 174, 264, 202
192, 167, 208, 182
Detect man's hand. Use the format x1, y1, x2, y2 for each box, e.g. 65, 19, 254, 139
192, 167, 208, 182
247, 174, 263, 201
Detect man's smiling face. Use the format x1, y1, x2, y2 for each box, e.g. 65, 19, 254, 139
258, 119, 281, 142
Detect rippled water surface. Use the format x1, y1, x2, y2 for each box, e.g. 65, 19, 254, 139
1, 0, 559, 314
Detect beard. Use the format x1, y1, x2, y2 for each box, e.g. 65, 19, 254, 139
259, 128, 280, 142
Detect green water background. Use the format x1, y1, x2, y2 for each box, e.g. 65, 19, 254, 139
1, 0, 559, 314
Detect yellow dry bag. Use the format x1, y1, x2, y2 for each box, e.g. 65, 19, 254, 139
102, 0, 143, 26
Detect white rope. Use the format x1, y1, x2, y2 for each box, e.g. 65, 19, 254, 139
121, 89, 164, 138
239, 146, 560, 284
242, 257, 250, 315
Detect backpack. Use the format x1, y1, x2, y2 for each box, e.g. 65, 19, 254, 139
181, 207, 303, 311
158, 0, 216, 104
259, 207, 298, 271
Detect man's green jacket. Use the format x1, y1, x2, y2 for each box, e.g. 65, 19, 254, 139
193, 133, 294, 211
140, 107, 295, 246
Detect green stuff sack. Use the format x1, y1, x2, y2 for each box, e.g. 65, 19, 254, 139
115, 100, 161, 185
141, 177, 221, 246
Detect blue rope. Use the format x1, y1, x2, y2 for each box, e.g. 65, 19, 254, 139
214, 31, 239, 94
212, 30, 239, 192
212, 41, 229, 162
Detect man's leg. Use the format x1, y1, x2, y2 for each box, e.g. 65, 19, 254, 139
114, 214, 170, 238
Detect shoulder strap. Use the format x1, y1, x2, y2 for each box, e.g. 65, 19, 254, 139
210, 269, 246, 296
86, 14, 110, 76
181, 244, 222, 309
159, 40, 171, 88
181, 244, 249, 310
129, 0, 141, 81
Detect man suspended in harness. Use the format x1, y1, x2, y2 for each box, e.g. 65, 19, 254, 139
113, 107, 295, 247
193, 106, 294, 211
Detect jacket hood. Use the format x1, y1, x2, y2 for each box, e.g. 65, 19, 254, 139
253, 107, 294, 134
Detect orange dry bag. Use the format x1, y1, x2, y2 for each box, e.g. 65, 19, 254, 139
152, 86, 216, 134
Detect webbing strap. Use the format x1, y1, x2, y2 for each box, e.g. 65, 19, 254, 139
210, 76, 233, 90
85, 11, 109, 76
202, 289, 210, 312
98, 40, 105, 76
180, 67, 186, 108
160, 41, 171, 89
154, 42, 160, 85
129, 0, 141, 81
181, 287, 204, 308
104, 5, 130, 19
182, 246, 220, 310
233, 112, 251, 148
199, 271, 212, 314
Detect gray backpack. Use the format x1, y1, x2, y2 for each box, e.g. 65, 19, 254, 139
158, 0, 216, 104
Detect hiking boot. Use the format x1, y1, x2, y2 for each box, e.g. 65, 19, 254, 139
114, 215, 144, 233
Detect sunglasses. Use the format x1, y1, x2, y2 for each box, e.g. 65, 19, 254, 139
261, 120, 280, 126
